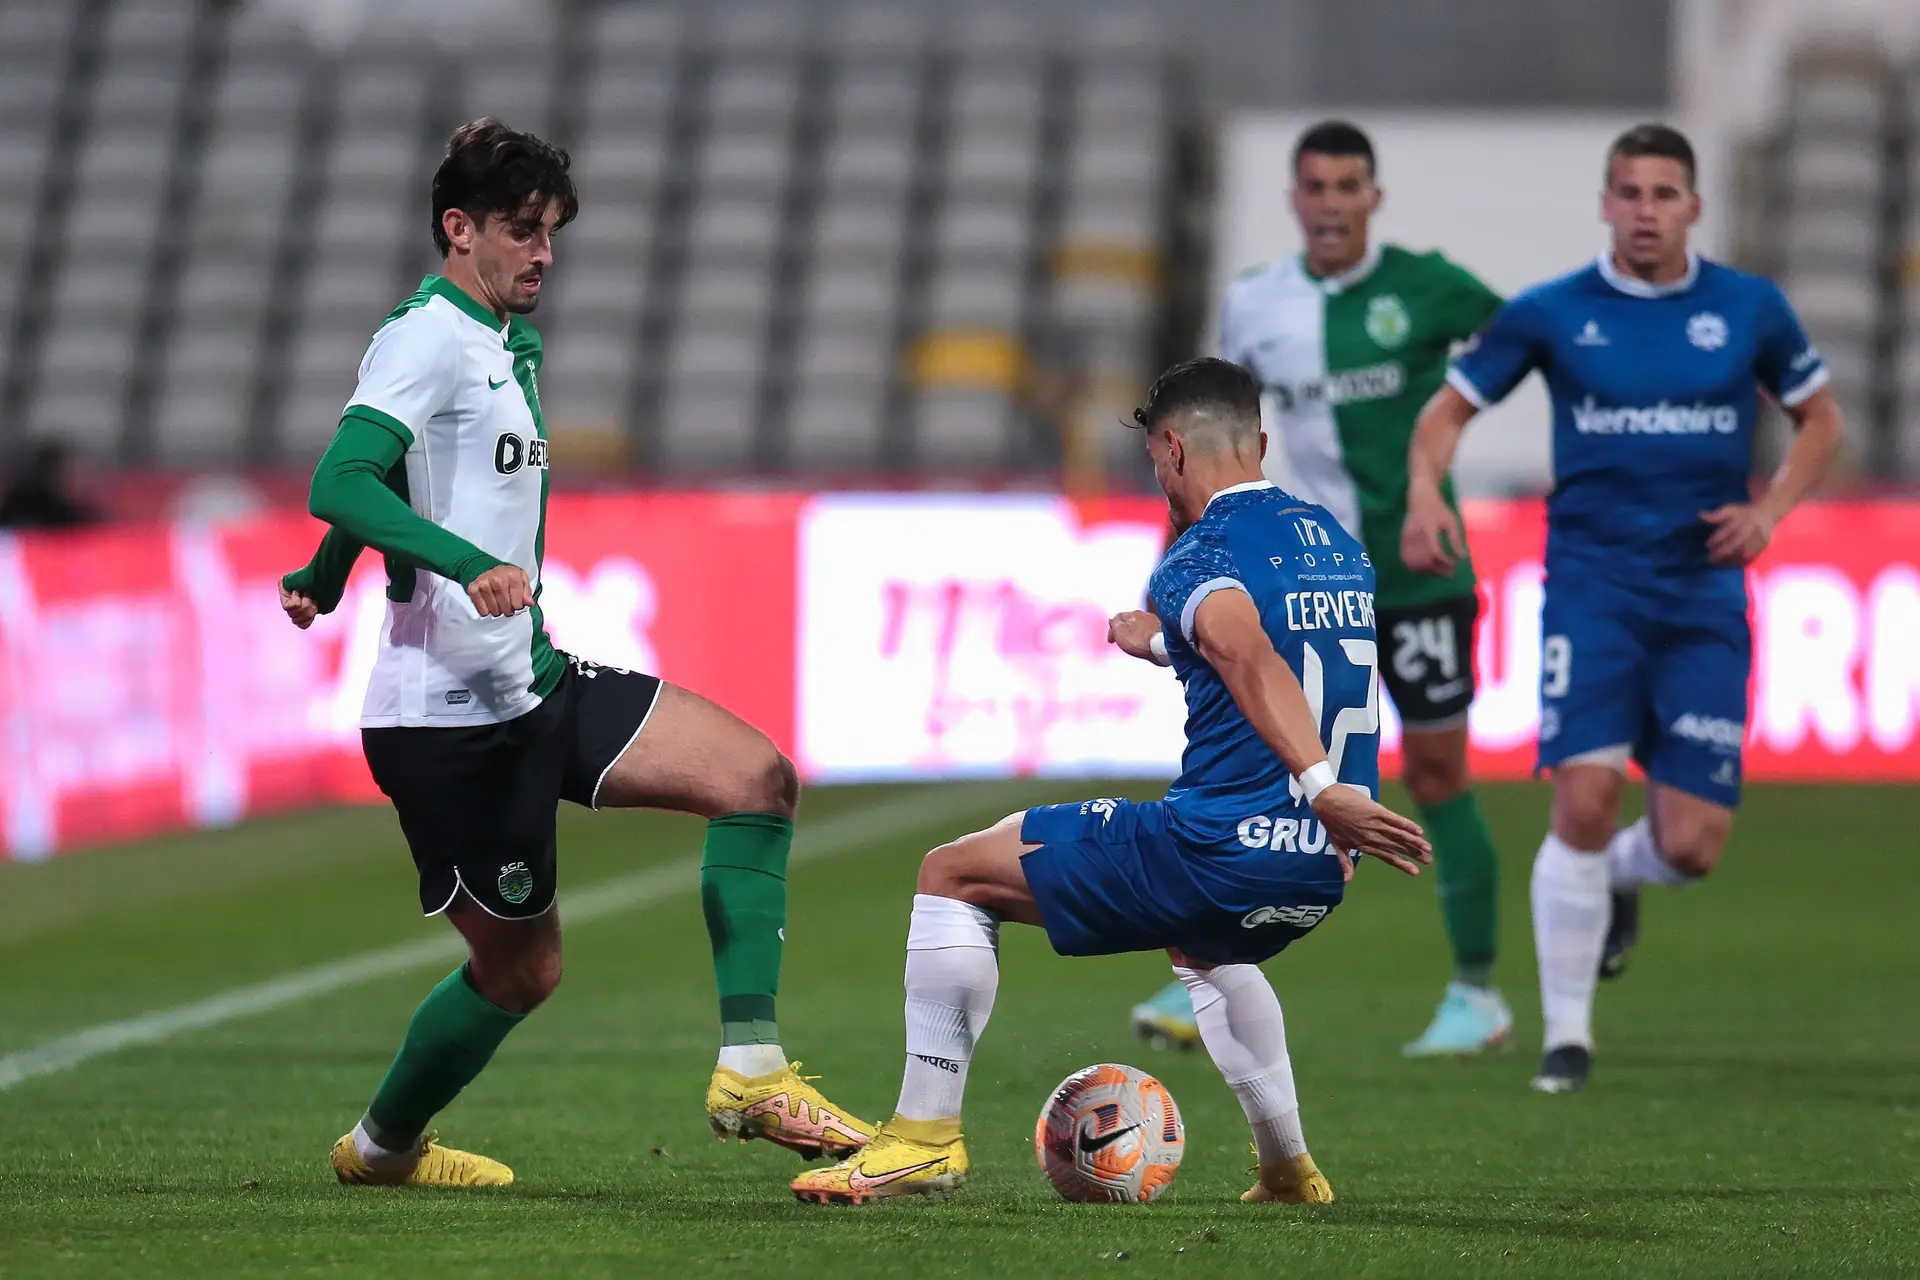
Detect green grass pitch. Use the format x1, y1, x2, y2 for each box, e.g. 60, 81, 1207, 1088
1, 780, 1916, 1278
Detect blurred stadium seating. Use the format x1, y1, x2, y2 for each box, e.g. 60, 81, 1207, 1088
1732, 41, 1919, 481
0, 0, 1203, 481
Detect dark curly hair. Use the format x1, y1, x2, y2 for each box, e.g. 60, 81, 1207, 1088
430, 118, 578, 255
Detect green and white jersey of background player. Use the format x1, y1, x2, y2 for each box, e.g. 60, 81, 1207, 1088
348, 277, 559, 728
1219, 243, 1502, 610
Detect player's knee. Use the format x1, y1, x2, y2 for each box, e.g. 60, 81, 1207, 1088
1659, 826, 1725, 879
916, 842, 966, 898
469, 944, 561, 1014
1553, 784, 1621, 851
916, 841, 1008, 913
521, 948, 564, 1008
1402, 749, 1468, 808
754, 748, 800, 817
727, 744, 799, 818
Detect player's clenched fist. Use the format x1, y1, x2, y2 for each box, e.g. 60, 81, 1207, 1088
1309, 784, 1431, 877
280, 585, 319, 630
467, 564, 534, 617
1107, 610, 1164, 663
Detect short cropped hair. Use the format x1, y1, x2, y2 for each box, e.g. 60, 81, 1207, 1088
1131, 357, 1263, 436
1293, 119, 1375, 178
430, 118, 578, 255
1606, 123, 1696, 189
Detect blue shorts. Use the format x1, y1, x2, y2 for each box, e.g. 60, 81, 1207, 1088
1536, 575, 1749, 807
1019, 798, 1343, 967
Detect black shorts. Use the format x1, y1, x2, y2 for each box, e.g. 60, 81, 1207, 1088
362, 655, 664, 920
1377, 593, 1480, 729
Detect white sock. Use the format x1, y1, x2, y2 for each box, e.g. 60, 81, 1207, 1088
352, 1120, 413, 1169
895, 893, 999, 1123
1605, 817, 1696, 890
716, 1043, 788, 1076
1530, 833, 1610, 1051
1174, 963, 1307, 1163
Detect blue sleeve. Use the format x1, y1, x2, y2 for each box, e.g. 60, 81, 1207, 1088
1447, 292, 1544, 409
1753, 281, 1829, 408
1151, 527, 1246, 646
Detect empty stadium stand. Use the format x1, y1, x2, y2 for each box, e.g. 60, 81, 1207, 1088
0, 0, 1201, 481
1737, 42, 1916, 482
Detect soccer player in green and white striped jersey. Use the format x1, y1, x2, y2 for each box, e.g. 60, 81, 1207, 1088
279, 120, 873, 1188
1131, 121, 1513, 1058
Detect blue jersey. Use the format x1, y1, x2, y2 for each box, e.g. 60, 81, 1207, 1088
1147, 481, 1381, 864
1449, 253, 1827, 597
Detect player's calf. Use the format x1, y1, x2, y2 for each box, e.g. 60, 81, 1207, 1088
1171, 959, 1333, 1204
1167, 959, 1336, 1212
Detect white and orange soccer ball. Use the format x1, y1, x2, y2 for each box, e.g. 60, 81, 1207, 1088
1034, 1063, 1185, 1203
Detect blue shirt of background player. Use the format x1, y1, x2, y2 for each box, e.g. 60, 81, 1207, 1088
1448, 252, 1828, 601
1147, 480, 1380, 899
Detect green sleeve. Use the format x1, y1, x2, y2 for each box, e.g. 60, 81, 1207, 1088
280, 526, 366, 614
1433, 253, 1505, 340
305, 408, 504, 588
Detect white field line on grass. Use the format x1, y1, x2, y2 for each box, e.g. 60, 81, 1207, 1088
0, 783, 1037, 1094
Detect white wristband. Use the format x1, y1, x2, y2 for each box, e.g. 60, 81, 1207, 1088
1148, 632, 1170, 666
1298, 760, 1336, 803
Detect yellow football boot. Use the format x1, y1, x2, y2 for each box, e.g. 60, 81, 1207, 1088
706, 1061, 874, 1159
791, 1118, 969, 1205
1241, 1149, 1334, 1204
331, 1130, 513, 1188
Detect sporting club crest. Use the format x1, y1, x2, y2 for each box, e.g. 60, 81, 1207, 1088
1364, 294, 1412, 349
498, 861, 534, 905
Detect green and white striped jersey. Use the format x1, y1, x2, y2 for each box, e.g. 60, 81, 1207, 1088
348, 276, 559, 728
1219, 243, 1502, 609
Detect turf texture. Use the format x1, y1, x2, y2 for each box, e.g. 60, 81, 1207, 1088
0, 780, 1916, 1278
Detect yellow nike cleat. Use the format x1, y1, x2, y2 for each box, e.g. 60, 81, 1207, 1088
1241, 1149, 1334, 1204
791, 1118, 969, 1205
706, 1061, 875, 1159
330, 1130, 513, 1188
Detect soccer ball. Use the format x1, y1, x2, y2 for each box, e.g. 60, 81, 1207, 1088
1034, 1063, 1185, 1203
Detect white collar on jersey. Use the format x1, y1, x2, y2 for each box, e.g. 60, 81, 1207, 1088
1595, 249, 1700, 299
1204, 479, 1275, 513
1300, 241, 1383, 296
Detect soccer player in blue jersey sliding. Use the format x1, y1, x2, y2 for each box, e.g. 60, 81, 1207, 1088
1402, 124, 1843, 1094
791, 358, 1432, 1206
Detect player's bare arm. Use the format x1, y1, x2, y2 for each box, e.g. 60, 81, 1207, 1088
1402, 382, 1478, 576
1107, 610, 1169, 666
1702, 385, 1843, 566
1191, 588, 1430, 875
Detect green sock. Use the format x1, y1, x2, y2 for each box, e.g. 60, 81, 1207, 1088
1419, 790, 1501, 989
700, 812, 792, 1046
362, 965, 525, 1149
